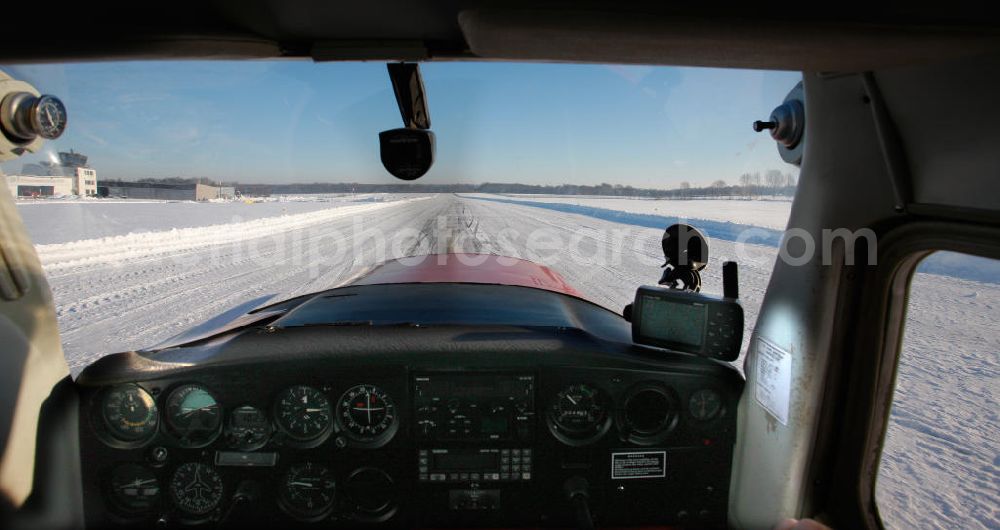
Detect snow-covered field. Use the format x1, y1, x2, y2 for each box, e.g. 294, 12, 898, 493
477, 194, 794, 230
877, 274, 1000, 530
16, 193, 997, 529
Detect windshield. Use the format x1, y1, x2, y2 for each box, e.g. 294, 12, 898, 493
1, 61, 800, 372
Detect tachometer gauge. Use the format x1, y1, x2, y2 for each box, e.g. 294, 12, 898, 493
278, 463, 336, 521
107, 464, 160, 514
546, 384, 612, 446
336, 384, 398, 445
169, 463, 223, 517
688, 389, 722, 421
274, 385, 332, 446
225, 405, 272, 451
100, 384, 159, 444
165, 384, 222, 447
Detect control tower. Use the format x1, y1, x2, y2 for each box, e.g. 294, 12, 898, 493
58, 149, 88, 169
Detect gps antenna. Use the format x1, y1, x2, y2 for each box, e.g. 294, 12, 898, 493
723, 261, 739, 299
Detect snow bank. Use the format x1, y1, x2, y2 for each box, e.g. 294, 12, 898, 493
15, 193, 425, 244
35, 196, 431, 273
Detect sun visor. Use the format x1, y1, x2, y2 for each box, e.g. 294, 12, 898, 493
458, 8, 1000, 71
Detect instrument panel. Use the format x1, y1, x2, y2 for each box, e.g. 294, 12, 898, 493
79, 361, 739, 528
68, 274, 747, 528
82, 366, 408, 527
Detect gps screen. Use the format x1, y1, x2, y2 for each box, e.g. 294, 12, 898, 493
638, 295, 707, 349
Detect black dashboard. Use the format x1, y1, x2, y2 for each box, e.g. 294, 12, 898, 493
74, 284, 743, 528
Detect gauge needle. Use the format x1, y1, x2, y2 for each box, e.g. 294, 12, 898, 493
288, 481, 317, 488
179, 406, 216, 417
566, 395, 578, 405
118, 478, 157, 490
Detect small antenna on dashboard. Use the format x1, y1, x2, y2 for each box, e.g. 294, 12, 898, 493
723, 261, 739, 299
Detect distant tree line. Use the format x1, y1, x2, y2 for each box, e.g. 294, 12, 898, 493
665, 170, 798, 199
105, 170, 797, 199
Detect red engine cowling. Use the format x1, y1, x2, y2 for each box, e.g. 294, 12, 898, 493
349, 253, 584, 299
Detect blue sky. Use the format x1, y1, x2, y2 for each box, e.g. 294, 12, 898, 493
2, 61, 800, 188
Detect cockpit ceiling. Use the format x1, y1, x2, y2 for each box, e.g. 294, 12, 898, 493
1, 2, 999, 69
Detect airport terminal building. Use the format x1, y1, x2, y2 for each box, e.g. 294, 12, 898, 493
4, 148, 235, 201
5, 150, 98, 197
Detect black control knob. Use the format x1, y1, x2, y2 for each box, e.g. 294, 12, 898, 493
148, 446, 168, 467
418, 420, 436, 437
752, 120, 777, 132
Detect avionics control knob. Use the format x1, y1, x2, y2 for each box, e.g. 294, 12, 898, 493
447, 399, 460, 414
418, 420, 436, 437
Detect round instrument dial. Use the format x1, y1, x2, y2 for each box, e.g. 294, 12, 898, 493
225, 405, 272, 451
279, 463, 336, 521
165, 384, 222, 447
100, 384, 159, 444
344, 467, 396, 521
169, 463, 223, 517
336, 385, 397, 444
547, 384, 612, 445
620, 384, 679, 445
688, 389, 723, 421
274, 385, 333, 445
108, 464, 161, 514
31, 95, 67, 139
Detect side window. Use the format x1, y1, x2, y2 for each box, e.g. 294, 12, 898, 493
876, 251, 999, 529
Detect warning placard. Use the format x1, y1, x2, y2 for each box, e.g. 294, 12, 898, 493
755, 337, 792, 426
610, 451, 666, 480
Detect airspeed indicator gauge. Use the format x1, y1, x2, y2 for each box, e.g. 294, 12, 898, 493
99, 384, 159, 445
